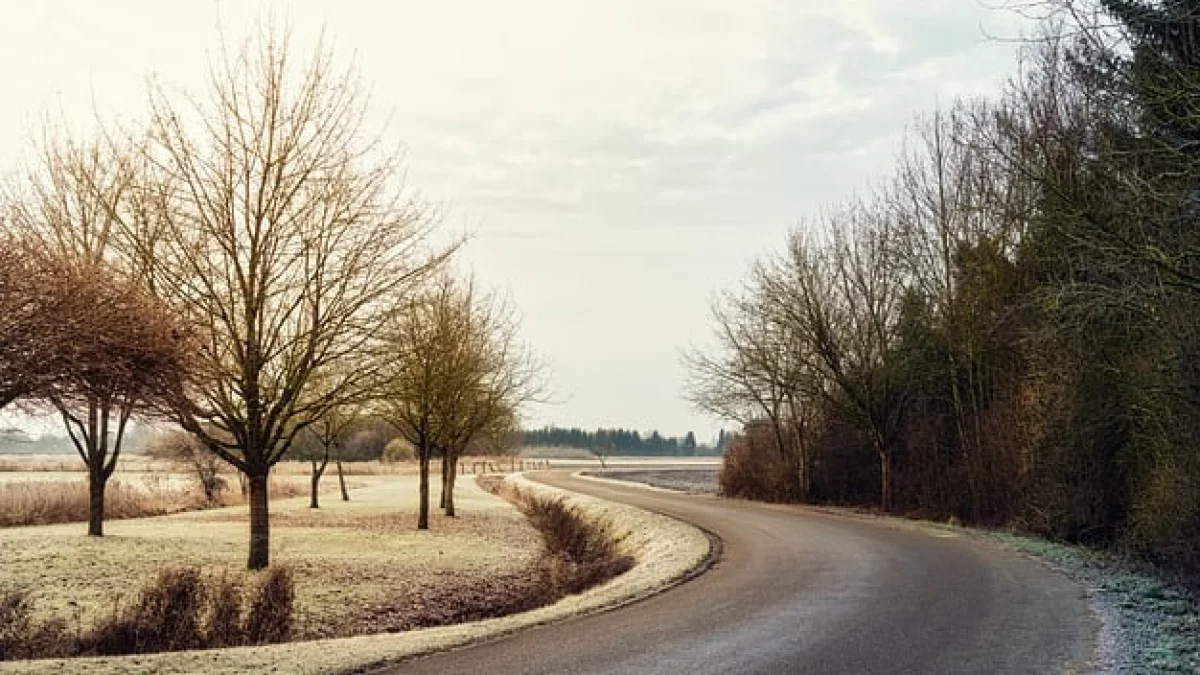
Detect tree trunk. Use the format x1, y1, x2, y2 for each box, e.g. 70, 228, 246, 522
439, 456, 448, 510
310, 462, 321, 509
444, 457, 457, 517
879, 449, 892, 513
87, 470, 106, 536
417, 448, 430, 530
336, 453, 349, 502
248, 472, 270, 570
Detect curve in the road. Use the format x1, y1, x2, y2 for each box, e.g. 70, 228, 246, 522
375, 471, 1098, 675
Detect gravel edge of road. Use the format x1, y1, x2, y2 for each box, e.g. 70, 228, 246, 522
0, 473, 713, 675
593, 469, 1200, 674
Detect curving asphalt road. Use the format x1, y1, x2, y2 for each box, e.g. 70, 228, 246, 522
375, 471, 1098, 675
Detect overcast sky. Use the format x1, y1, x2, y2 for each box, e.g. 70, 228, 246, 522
0, 1, 1035, 442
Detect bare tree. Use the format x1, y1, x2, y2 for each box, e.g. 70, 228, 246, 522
378, 274, 544, 526
13, 251, 190, 534
757, 208, 909, 511
434, 282, 545, 517
684, 283, 815, 477
295, 404, 359, 509
144, 428, 227, 503
0, 234, 77, 411
136, 25, 449, 568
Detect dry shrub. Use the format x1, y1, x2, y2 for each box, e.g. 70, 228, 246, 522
204, 576, 243, 648
524, 496, 633, 595
0, 590, 73, 660
381, 439, 416, 463
242, 566, 294, 645
85, 567, 207, 655
1, 566, 296, 661
481, 479, 633, 598
718, 435, 803, 503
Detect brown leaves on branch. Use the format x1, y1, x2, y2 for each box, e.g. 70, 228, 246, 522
0, 236, 191, 416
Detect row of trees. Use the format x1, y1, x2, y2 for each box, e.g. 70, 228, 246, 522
687, 0, 1200, 572
1, 24, 543, 568
522, 426, 710, 456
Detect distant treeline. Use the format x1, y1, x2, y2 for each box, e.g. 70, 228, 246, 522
522, 426, 723, 456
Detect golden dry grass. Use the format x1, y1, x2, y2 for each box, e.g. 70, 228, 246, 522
0, 475, 312, 527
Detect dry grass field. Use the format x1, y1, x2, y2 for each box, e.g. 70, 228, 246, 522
0, 472, 543, 641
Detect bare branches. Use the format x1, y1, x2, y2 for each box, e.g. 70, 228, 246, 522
377, 273, 546, 524
140, 24, 451, 476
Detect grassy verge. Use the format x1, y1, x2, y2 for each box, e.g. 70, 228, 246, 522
987, 533, 1200, 673
0, 475, 541, 642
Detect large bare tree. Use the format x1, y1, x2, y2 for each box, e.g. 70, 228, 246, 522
756, 209, 909, 511
138, 26, 449, 568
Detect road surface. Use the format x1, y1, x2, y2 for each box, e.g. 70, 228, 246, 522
375, 471, 1098, 675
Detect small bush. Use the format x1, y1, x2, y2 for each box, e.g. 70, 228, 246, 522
1, 565, 296, 662
381, 439, 416, 463
718, 434, 804, 503
85, 567, 207, 655
204, 576, 243, 648
0, 590, 73, 660
243, 566, 294, 645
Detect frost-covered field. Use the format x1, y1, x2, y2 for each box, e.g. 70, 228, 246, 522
0, 474, 543, 669
1, 472, 713, 674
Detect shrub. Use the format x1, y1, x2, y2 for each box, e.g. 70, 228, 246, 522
1, 566, 296, 661
85, 567, 207, 655
242, 566, 294, 645
485, 481, 633, 598
381, 438, 416, 463
718, 434, 803, 503
204, 575, 243, 648
0, 590, 73, 660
